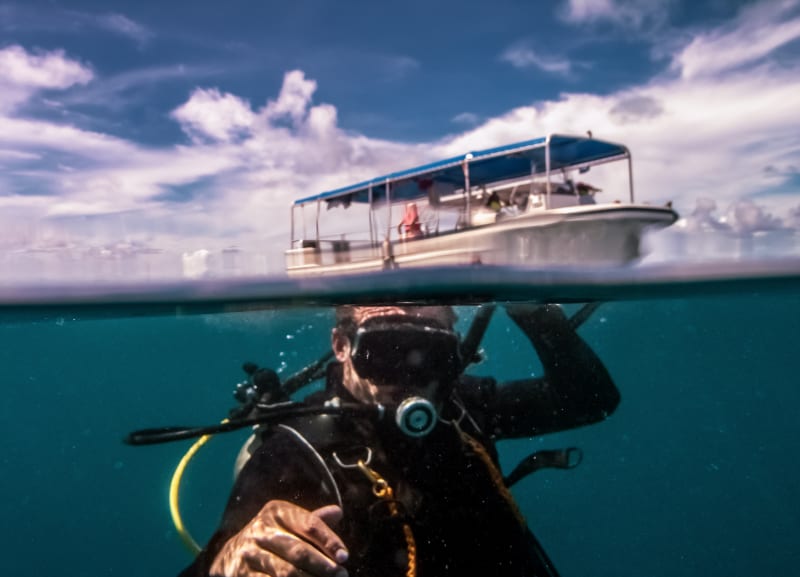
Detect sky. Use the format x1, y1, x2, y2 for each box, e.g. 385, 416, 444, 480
1, 0, 799, 278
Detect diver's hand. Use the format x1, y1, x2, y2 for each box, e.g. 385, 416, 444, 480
209, 500, 349, 577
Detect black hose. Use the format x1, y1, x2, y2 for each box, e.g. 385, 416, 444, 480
459, 304, 496, 370
125, 403, 380, 446
568, 301, 603, 331
282, 350, 334, 396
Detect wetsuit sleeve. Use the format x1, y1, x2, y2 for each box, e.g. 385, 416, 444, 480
177, 428, 338, 577
475, 304, 620, 438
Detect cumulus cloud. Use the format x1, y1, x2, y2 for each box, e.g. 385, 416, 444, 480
726, 200, 785, 234
263, 70, 318, 124
681, 198, 786, 234
687, 198, 726, 230
172, 88, 256, 142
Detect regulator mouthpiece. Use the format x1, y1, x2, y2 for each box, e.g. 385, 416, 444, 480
395, 396, 437, 437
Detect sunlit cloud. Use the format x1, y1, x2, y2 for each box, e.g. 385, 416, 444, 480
171, 88, 256, 143
262, 70, 319, 124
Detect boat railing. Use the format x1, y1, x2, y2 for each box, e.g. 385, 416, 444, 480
286, 236, 383, 269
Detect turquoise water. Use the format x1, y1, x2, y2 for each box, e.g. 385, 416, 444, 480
1, 268, 798, 577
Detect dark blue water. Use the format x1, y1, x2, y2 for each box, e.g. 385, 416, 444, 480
1, 287, 798, 576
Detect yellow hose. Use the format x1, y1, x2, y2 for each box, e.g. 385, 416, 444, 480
169, 419, 229, 555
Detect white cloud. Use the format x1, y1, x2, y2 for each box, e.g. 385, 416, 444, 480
0, 45, 93, 89
0, 45, 93, 111
171, 88, 256, 142
306, 103, 338, 137
263, 70, 318, 124
500, 46, 572, 74
673, 0, 800, 79
0, 116, 136, 159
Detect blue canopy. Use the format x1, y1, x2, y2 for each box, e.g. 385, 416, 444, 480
293, 134, 629, 207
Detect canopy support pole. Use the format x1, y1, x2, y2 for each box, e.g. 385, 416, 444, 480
385, 178, 392, 241
290, 205, 295, 247
315, 200, 321, 243
368, 185, 375, 247
545, 135, 552, 209
627, 151, 634, 203
462, 155, 472, 227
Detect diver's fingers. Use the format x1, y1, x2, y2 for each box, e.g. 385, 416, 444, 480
254, 525, 345, 577
210, 533, 284, 577
311, 505, 344, 530
266, 501, 348, 565
245, 554, 317, 577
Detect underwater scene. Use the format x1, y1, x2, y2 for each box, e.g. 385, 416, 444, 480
1, 266, 798, 577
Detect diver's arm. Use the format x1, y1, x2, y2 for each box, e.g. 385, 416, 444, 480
487, 303, 620, 438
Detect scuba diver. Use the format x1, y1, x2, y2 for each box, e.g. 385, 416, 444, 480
167, 303, 619, 577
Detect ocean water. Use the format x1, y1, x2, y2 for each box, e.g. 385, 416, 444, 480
1, 265, 798, 577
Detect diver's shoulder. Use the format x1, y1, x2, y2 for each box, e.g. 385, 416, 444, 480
455, 374, 497, 407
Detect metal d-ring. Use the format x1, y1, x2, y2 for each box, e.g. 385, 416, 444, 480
332, 447, 373, 469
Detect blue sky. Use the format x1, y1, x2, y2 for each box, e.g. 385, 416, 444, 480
1, 0, 799, 276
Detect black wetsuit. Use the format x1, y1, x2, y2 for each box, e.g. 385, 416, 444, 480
180, 306, 620, 577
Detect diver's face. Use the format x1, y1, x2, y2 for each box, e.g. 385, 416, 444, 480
332, 306, 460, 405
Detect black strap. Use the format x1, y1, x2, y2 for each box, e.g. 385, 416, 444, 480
503, 447, 583, 488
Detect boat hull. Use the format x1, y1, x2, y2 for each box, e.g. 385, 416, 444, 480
286, 204, 678, 276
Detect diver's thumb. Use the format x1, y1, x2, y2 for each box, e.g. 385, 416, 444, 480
313, 504, 344, 528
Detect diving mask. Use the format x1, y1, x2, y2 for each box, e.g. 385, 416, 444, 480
349, 317, 462, 388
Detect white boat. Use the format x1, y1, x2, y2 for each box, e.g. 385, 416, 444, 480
285, 134, 678, 276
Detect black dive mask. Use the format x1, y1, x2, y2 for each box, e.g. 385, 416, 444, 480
349, 317, 462, 390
